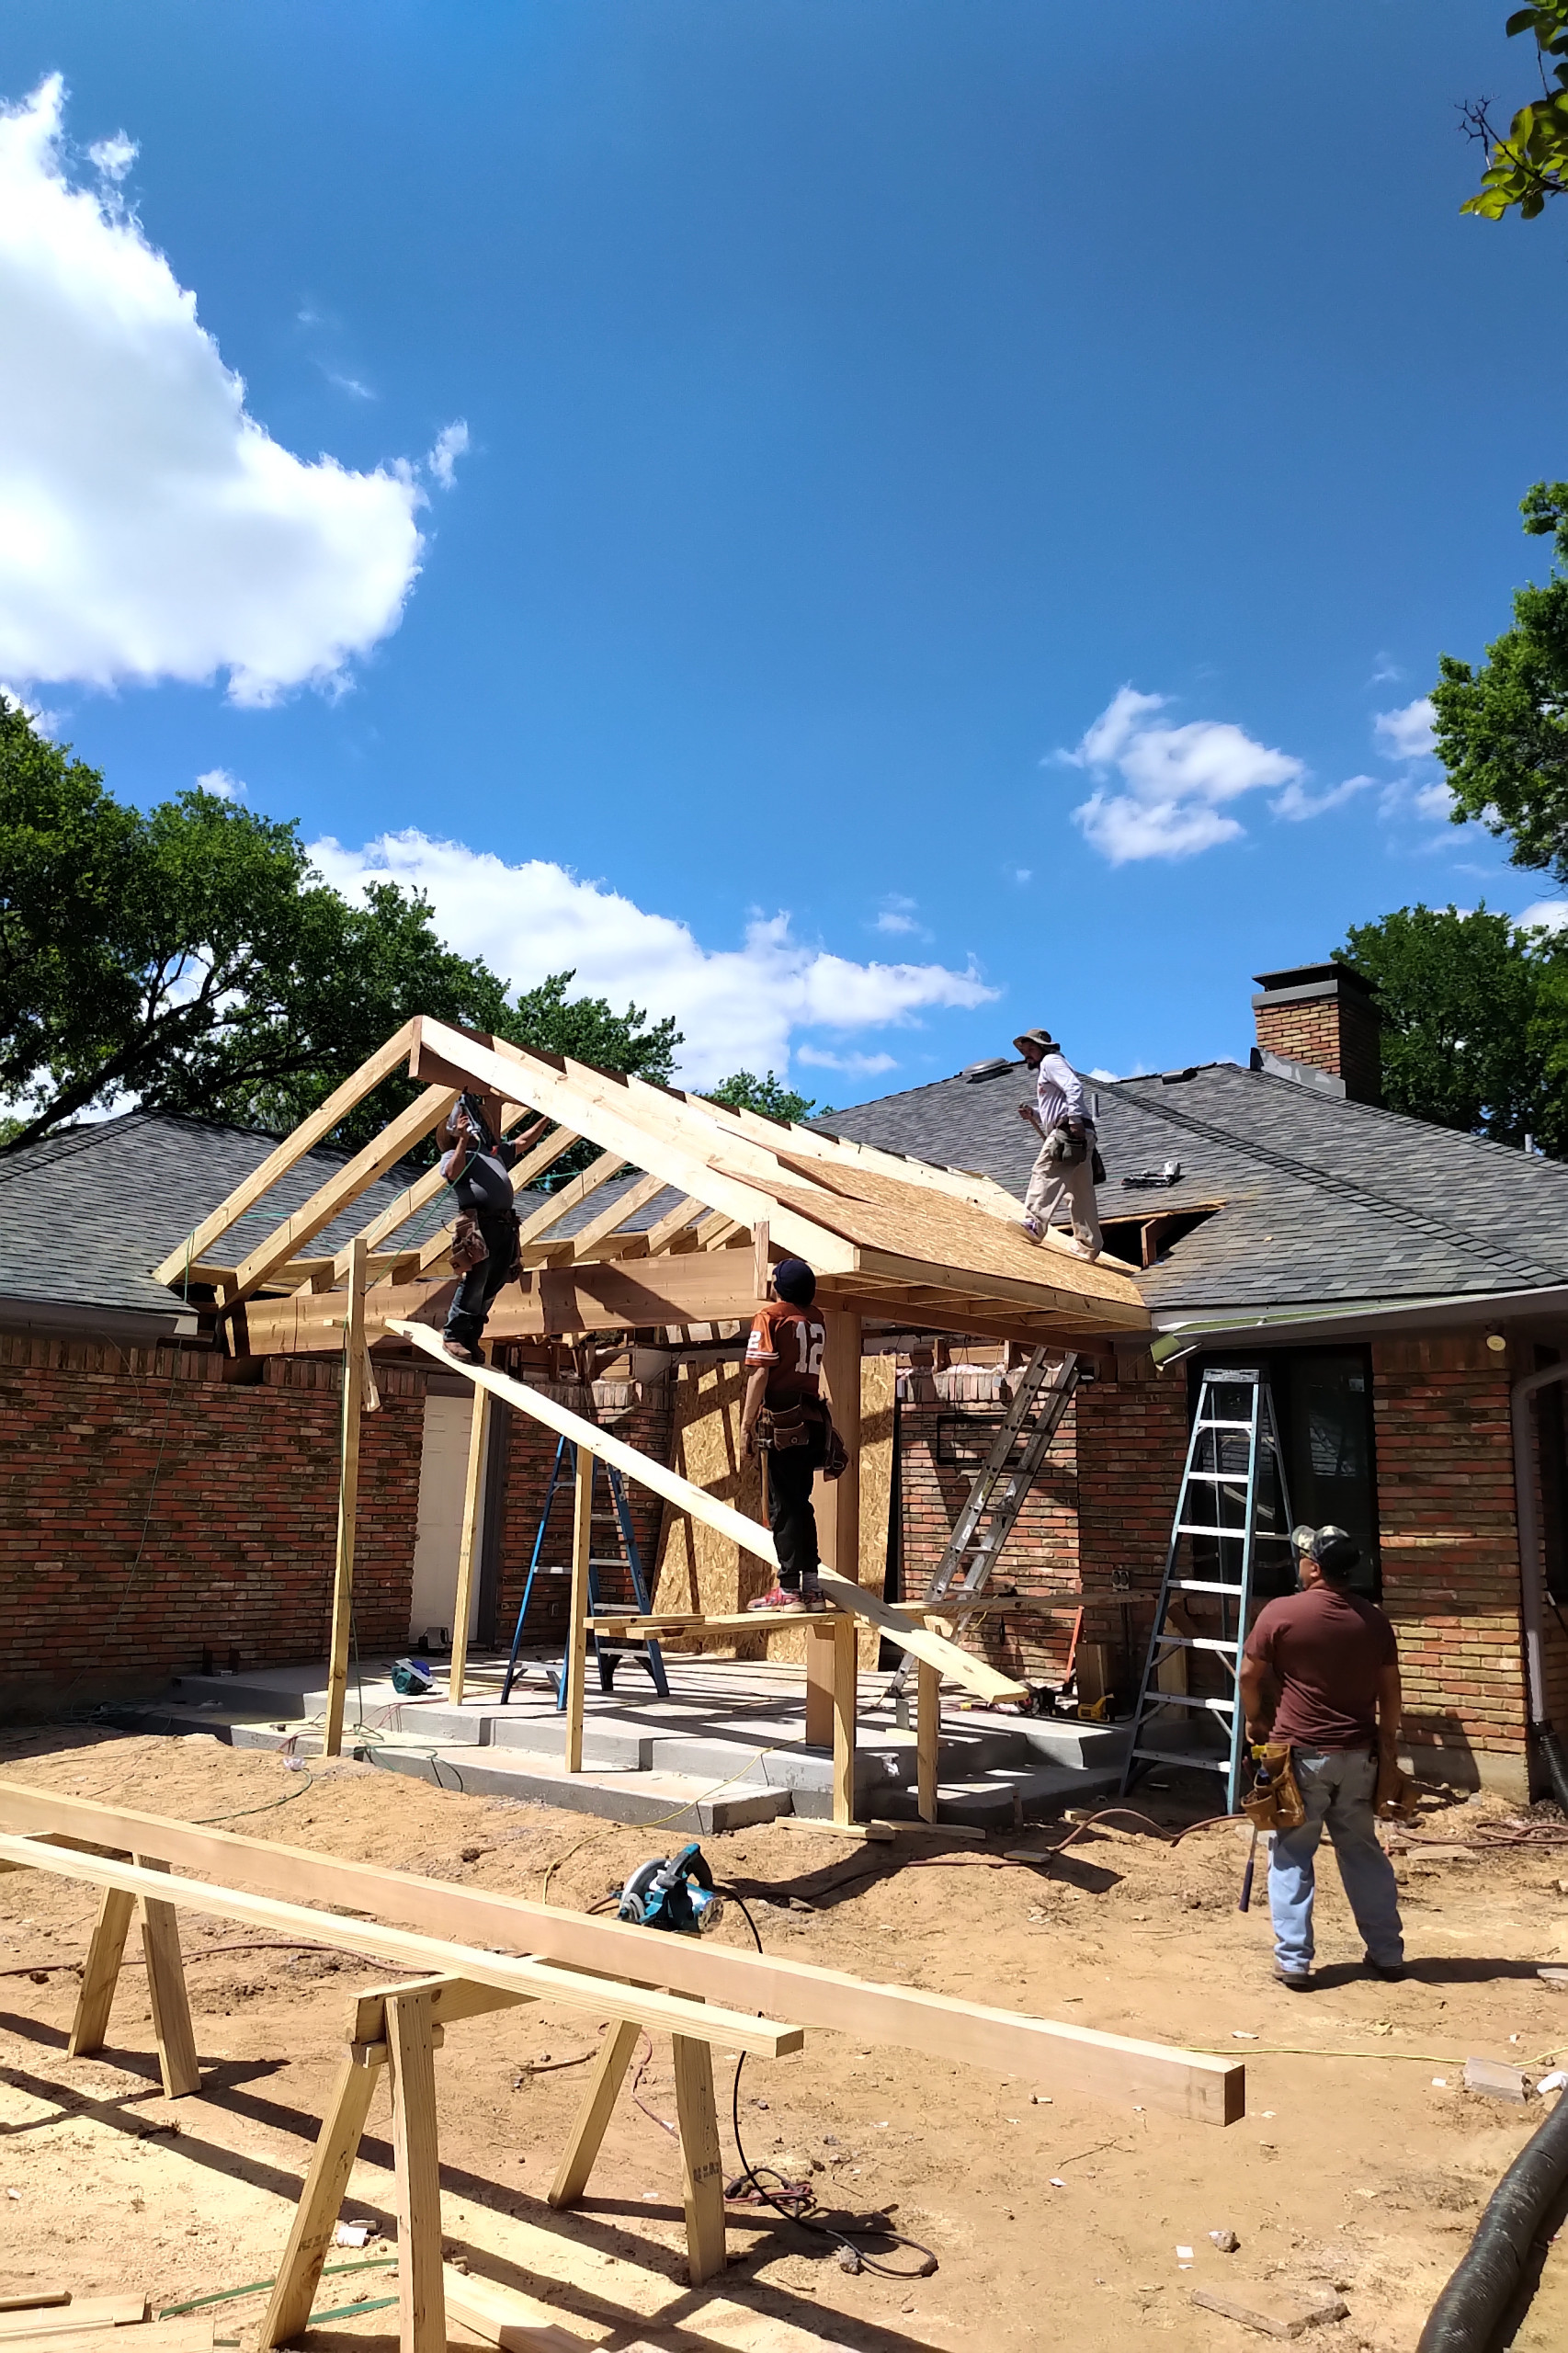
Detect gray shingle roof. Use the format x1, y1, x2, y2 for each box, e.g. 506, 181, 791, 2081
815, 1060, 1568, 1311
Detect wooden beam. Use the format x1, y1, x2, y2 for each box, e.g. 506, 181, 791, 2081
387, 1986, 445, 2353
324, 1236, 368, 1758
449, 1388, 490, 1706
390, 1321, 1028, 1705
0, 1836, 803, 2058
564, 1444, 591, 1774
671, 2033, 727, 2287
67, 1886, 134, 2057
258, 2055, 379, 2351
563, 1168, 670, 1259
0, 1788, 1242, 2121
917, 1661, 940, 1824
223, 1085, 460, 1310
547, 2018, 640, 2209
153, 1023, 415, 1286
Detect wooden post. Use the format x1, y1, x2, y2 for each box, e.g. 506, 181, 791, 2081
670, 2033, 727, 2287
67, 1886, 135, 2058
136, 1857, 199, 2097
448, 1389, 491, 1705
808, 1309, 862, 1754
831, 1616, 858, 1827
916, 1660, 940, 1824
259, 2054, 379, 2350
563, 1444, 592, 1773
547, 2018, 640, 2208
324, 1234, 369, 1758
386, 1986, 444, 2353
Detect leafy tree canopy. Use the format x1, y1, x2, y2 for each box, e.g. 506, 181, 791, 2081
0, 698, 681, 1156
702, 1069, 829, 1125
1463, 5, 1568, 222
1337, 903, 1568, 1155
1431, 483, 1568, 880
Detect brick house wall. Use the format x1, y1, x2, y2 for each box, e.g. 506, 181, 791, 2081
489, 1378, 674, 1652
0, 1333, 426, 1716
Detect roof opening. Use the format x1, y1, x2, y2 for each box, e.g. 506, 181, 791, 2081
1098, 1204, 1221, 1271
961, 1057, 1014, 1083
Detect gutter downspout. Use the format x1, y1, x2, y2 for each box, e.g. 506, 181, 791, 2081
1510, 1358, 1568, 1808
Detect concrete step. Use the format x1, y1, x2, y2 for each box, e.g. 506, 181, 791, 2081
105, 1704, 790, 1832
867, 1761, 1124, 1830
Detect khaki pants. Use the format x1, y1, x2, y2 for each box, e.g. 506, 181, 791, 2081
1024, 1140, 1103, 1250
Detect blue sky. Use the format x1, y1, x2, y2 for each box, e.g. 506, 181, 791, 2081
2, 1, 1564, 1098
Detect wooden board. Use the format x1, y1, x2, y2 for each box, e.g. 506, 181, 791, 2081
0, 2306, 147, 2341
392, 1324, 1028, 1704
0, 2329, 210, 2353
0, 1785, 1244, 2124
0, 1836, 802, 2059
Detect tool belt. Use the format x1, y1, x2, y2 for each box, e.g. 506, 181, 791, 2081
450, 1206, 523, 1284
1242, 1743, 1306, 1833
756, 1397, 849, 1481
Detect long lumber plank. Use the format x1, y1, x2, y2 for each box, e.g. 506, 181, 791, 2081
391, 1319, 1028, 1705
0, 1786, 1243, 2123
152, 1024, 415, 1286
0, 1836, 800, 2059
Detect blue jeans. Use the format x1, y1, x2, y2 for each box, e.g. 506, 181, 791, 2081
1267, 1747, 1403, 1974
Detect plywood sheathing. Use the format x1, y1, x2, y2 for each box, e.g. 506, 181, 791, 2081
653, 1354, 894, 1667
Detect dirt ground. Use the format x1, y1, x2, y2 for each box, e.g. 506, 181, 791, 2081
2, 1727, 1567, 2353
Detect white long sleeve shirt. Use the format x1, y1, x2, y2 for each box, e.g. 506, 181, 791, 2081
1035, 1052, 1093, 1133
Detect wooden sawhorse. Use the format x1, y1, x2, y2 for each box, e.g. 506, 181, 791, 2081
261, 1971, 798, 2353
67, 1854, 200, 2098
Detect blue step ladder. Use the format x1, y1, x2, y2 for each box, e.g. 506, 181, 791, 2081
499, 1433, 670, 1706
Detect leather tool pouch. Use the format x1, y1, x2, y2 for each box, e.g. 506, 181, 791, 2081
758, 1403, 812, 1451
451, 1212, 488, 1273
1045, 1125, 1089, 1166
1242, 1743, 1306, 1833
820, 1414, 848, 1481
1091, 1145, 1107, 1185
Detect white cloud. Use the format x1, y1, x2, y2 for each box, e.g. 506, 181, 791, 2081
0, 76, 434, 705
1, 683, 56, 733
309, 829, 997, 1087
1368, 653, 1404, 687
795, 1047, 898, 1075
86, 132, 135, 183
1012, 867, 1032, 884
1374, 697, 1437, 763
1272, 773, 1377, 823
1517, 899, 1568, 933
194, 766, 244, 800
1062, 686, 1305, 864
426, 421, 469, 490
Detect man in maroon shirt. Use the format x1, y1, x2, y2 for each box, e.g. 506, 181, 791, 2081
1239, 1526, 1405, 1992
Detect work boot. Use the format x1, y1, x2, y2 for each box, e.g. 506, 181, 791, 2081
1363, 1956, 1407, 1982
746, 1586, 807, 1613
1071, 1238, 1102, 1265
1274, 1963, 1313, 1991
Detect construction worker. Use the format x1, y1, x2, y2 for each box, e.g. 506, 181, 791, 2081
740, 1256, 832, 1613
1239, 1526, 1406, 1991
1014, 1027, 1103, 1261
439, 1099, 522, 1363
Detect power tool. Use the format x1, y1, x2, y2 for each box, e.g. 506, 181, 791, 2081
616, 1843, 718, 1935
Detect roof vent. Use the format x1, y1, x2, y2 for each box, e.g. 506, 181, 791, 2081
961, 1057, 1013, 1083
1161, 1067, 1199, 1086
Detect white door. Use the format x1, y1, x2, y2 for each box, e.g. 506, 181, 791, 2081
408, 1394, 484, 1644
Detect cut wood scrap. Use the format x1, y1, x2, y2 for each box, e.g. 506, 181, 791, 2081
0, 2302, 69, 2320
440, 2270, 596, 2352
1188, 2284, 1348, 2338
0, 2302, 147, 2340
0, 1783, 1244, 2125
391, 1320, 1030, 1708
0, 2330, 211, 2353
0, 1836, 802, 2061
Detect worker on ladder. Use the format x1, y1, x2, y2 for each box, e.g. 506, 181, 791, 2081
1013, 1027, 1104, 1263
740, 1256, 844, 1614
439, 1097, 523, 1364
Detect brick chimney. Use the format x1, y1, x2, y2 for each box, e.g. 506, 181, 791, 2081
1251, 961, 1381, 1105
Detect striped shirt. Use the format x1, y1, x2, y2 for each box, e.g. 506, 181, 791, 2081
1035, 1053, 1093, 1133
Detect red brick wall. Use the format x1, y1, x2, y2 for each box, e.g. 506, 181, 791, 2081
0, 1333, 426, 1716
1254, 989, 1381, 1103
490, 1380, 675, 1650
1372, 1336, 1528, 1764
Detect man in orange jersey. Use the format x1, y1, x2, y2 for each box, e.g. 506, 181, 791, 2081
740, 1256, 831, 1613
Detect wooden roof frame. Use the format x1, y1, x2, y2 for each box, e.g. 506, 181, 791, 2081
158, 1015, 1150, 1351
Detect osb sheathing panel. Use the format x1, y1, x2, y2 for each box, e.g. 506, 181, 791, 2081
653, 1355, 895, 1667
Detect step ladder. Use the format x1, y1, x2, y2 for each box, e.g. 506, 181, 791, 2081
888, 1348, 1082, 1706
1118, 1366, 1294, 1813
498, 1433, 670, 1706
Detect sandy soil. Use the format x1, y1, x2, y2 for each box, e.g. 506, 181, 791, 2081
2, 1726, 1567, 2353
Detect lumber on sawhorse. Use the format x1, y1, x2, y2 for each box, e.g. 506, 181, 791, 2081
390, 1317, 1029, 1709
0, 1785, 1244, 2123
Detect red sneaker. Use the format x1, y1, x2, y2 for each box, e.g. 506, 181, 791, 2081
746, 1586, 807, 1613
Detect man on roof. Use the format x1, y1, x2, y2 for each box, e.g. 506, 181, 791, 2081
1014, 1026, 1103, 1263
739, 1256, 845, 1613
439, 1095, 524, 1364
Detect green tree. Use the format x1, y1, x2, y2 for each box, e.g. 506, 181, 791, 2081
1463, 5, 1568, 222
703, 1069, 829, 1124
0, 698, 681, 1154
1336, 904, 1568, 1154
1431, 483, 1568, 878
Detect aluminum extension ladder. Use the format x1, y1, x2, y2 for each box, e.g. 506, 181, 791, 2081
888, 1347, 1082, 1704
498, 1434, 669, 1706
1117, 1366, 1294, 1813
